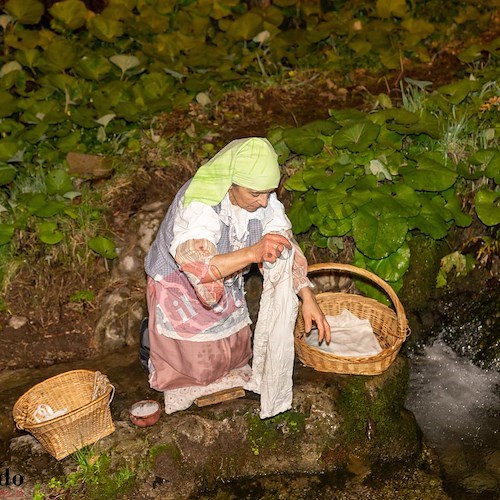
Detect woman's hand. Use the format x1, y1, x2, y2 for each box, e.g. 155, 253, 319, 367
249, 233, 292, 264
298, 287, 331, 344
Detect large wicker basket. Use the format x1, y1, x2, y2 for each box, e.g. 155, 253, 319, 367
12, 370, 115, 460
295, 263, 409, 375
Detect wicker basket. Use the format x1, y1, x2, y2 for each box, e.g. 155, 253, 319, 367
295, 263, 409, 375
12, 370, 115, 460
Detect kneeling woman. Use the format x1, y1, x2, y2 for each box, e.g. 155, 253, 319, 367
144, 137, 329, 413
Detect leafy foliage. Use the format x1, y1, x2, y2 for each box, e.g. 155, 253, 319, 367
279, 79, 499, 295
0, 0, 497, 290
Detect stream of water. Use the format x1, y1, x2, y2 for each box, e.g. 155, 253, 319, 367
405, 340, 500, 499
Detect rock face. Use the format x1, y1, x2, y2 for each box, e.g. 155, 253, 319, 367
5, 353, 447, 499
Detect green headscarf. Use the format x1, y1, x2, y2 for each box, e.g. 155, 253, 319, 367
183, 137, 281, 206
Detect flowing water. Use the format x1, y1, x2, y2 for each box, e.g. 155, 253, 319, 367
406, 340, 500, 499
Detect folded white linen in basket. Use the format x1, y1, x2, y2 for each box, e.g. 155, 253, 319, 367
33, 404, 68, 423
306, 309, 382, 357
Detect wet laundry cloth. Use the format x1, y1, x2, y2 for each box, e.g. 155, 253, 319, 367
245, 247, 298, 419
306, 309, 382, 357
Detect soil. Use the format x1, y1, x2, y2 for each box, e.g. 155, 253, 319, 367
0, 45, 493, 370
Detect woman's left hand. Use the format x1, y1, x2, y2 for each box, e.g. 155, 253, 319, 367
298, 287, 331, 344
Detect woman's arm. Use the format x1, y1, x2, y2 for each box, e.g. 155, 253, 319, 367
298, 286, 331, 344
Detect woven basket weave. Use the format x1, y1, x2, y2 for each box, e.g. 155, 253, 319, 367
295, 263, 409, 375
12, 370, 115, 460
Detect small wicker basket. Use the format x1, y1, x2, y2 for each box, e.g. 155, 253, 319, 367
12, 370, 115, 460
295, 263, 409, 375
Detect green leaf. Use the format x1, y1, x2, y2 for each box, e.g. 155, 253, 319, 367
354, 242, 410, 283
110, 54, 141, 74
282, 127, 325, 156
408, 196, 450, 239
288, 198, 312, 234
75, 54, 112, 81
88, 236, 118, 259
0, 223, 15, 245
284, 171, 308, 192
38, 221, 63, 244
224, 12, 262, 41
441, 189, 472, 228
87, 15, 124, 42
401, 155, 457, 191
319, 216, 351, 237
475, 189, 500, 226
45, 169, 73, 195
42, 40, 77, 71
352, 210, 408, 259
331, 121, 380, 152
376, 0, 407, 18
317, 191, 354, 219
4, 0, 44, 24
437, 80, 483, 105
468, 148, 500, 181
0, 90, 18, 118
0, 164, 17, 185
49, 0, 88, 30
34, 200, 66, 218
0, 138, 20, 162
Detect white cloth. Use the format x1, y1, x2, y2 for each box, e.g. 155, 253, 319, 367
306, 310, 382, 357
245, 247, 298, 419
163, 365, 252, 414
169, 192, 291, 257
33, 404, 68, 423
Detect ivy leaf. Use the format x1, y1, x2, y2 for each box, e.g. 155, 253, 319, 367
331, 121, 380, 152
352, 209, 408, 259
49, 0, 88, 30
4, 0, 44, 24
0, 223, 15, 245
475, 189, 500, 226
38, 221, 63, 244
89, 236, 118, 259
441, 189, 472, 228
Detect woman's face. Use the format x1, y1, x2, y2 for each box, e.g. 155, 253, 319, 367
229, 185, 273, 212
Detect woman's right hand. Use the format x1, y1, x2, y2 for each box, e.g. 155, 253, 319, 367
249, 233, 292, 264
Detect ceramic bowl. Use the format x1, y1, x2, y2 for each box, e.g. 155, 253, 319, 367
129, 399, 161, 427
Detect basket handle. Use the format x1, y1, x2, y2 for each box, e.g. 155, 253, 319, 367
307, 262, 408, 336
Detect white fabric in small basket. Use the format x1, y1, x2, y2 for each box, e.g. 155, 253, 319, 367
306, 309, 382, 357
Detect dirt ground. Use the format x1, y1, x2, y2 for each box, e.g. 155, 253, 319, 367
0, 48, 490, 370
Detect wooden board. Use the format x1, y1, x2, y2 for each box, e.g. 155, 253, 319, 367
194, 387, 246, 407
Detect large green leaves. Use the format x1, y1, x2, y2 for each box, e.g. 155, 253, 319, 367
352, 209, 408, 259
331, 121, 380, 152
49, 0, 88, 30
4, 0, 44, 24
401, 154, 457, 191
475, 189, 500, 226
